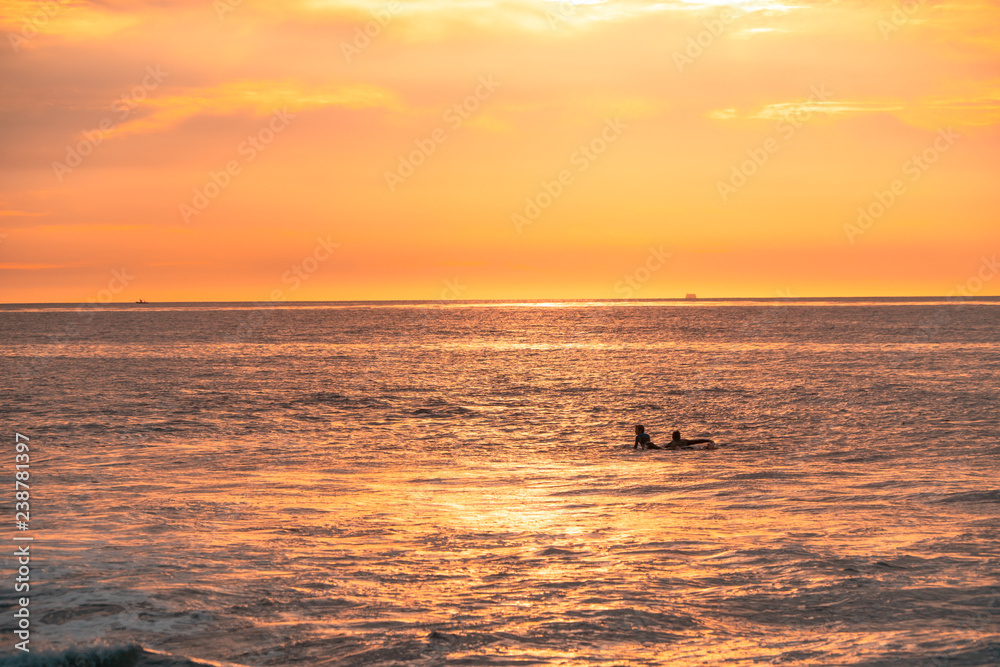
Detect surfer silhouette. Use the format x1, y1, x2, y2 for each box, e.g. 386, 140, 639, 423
633, 425, 662, 450
666, 430, 717, 450
635, 426, 717, 451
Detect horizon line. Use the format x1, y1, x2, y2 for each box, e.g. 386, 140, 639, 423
3, 295, 999, 307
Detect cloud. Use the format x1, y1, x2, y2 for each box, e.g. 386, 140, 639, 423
0, 263, 75, 270
0, 210, 47, 218
100, 81, 400, 138
753, 100, 903, 120
709, 92, 1000, 127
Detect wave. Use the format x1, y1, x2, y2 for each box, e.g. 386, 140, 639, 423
936, 489, 1000, 504
289, 391, 390, 410
0, 645, 250, 667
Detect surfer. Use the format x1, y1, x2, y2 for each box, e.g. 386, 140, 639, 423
633, 425, 662, 450
666, 430, 717, 450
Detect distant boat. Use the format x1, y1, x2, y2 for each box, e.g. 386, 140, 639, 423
135, 299, 148, 304
685, 293, 697, 300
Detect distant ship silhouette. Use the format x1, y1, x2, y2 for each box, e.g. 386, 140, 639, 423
135, 299, 148, 304
685, 293, 697, 300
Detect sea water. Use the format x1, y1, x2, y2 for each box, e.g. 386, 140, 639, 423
0, 300, 998, 666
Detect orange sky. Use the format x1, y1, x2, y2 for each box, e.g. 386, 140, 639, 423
1, 0, 998, 302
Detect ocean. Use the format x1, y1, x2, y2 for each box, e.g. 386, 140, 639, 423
1, 299, 998, 666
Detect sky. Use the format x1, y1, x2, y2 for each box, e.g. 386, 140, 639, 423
0, 0, 998, 302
